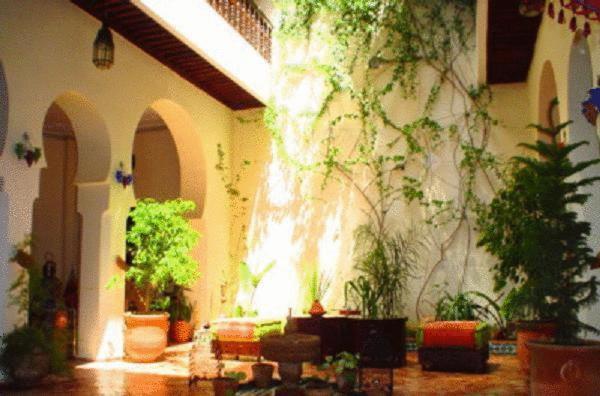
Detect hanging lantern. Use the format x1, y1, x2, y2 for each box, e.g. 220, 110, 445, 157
519, 0, 546, 17
93, 21, 114, 70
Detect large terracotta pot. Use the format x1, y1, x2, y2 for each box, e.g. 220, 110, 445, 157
529, 341, 600, 396
124, 312, 169, 362
169, 320, 193, 343
516, 321, 555, 373
309, 300, 326, 317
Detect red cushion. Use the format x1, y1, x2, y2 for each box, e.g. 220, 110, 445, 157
422, 321, 479, 349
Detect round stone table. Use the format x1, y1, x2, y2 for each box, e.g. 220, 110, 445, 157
261, 333, 321, 387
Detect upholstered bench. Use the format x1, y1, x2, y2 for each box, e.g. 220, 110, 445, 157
211, 318, 284, 359
417, 321, 490, 373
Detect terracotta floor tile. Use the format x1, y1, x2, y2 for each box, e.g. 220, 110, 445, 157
1, 344, 528, 395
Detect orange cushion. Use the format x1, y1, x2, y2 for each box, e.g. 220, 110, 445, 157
214, 321, 256, 341
422, 321, 479, 349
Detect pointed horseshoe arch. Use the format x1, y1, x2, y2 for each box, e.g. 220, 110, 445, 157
139, 99, 207, 218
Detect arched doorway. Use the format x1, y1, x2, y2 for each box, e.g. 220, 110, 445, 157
133, 108, 181, 201
538, 61, 561, 141
31, 93, 113, 359
32, 103, 81, 355
127, 101, 206, 319
568, 33, 600, 337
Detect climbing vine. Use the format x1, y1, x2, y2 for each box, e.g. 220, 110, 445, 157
266, 0, 504, 318
215, 143, 252, 314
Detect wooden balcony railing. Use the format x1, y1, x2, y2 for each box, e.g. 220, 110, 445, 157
207, 0, 272, 61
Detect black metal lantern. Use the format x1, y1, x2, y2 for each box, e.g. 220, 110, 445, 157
519, 0, 546, 17
93, 21, 114, 70
358, 329, 394, 395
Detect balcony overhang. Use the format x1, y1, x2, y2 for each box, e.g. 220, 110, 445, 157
72, 0, 270, 110
487, 0, 542, 84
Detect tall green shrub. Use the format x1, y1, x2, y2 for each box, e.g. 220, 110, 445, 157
478, 123, 600, 343
126, 199, 201, 312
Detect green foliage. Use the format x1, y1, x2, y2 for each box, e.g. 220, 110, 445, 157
478, 123, 600, 343
168, 288, 193, 322
434, 290, 478, 321
215, 143, 253, 315
345, 224, 419, 318
269, 0, 501, 318
0, 326, 64, 378
125, 199, 201, 312
236, 261, 275, 316
224, 371, 247, 382
303, 267, 331, 308
434, 288, 507, 334
320, 352, 359, 374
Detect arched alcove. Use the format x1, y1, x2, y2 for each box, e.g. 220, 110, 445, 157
52, 92, 111, 184
32, 103, 81, 284
537, 61, 560, 142
133, 108, 181, 202
0, 60, 7, 155
568, 33, 600, 338
132, 99, 206, 217
31, 92, 113, 358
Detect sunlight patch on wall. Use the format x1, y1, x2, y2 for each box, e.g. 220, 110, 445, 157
317, 208, 343, 305
245, 215, 303, 317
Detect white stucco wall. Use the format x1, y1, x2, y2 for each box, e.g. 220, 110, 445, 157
0, 0, 237, 359
528, 11, 600, 339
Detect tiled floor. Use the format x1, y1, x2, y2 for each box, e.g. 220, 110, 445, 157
2, 344, 528, 395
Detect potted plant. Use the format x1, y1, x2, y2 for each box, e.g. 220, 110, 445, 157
434, 288, 510, 339
119, 199, 201, 362
478, 121, 600, 392
344, 224, 419, 367
1, 261, 69, 387
304, 268, 331, 317
168, 288, 194, 343
213, 358, 246, 396
320, 352, 359, 392
251, 359, 274, 388
0, 327, 51, 387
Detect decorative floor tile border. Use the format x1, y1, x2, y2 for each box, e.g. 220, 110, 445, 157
406, 341, 516, 355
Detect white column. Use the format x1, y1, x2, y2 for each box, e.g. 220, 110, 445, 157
77, 182, 124, 360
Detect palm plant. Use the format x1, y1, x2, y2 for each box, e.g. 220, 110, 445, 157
236, 261, 275, 316
346, 224, 419, 318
